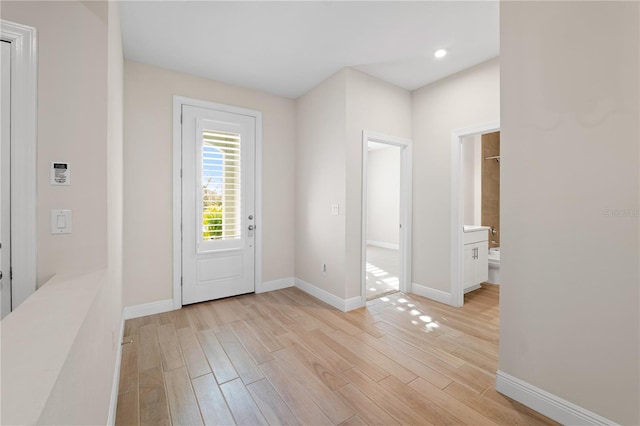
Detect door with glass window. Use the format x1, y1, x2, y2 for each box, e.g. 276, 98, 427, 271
181, 105, 255, 304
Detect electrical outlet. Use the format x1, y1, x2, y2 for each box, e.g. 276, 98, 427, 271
331, 204, 339, 215
321, 263, 327, 273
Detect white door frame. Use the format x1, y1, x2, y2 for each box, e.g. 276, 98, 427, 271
172, 96, 262, 310
361, 131, 412, 305
1, 20, 37, 312
450, 121, 499, 307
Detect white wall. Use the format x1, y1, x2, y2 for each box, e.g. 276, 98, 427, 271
295, 68, 411, 302
367, 146, 400, 246
462, 134, 481, 225
123, 61, 296, 307
3, 0, 109, 287
1, 1, 124, 424
295, 70, 348, 298
412, 58, 499, 292
344, 69, 412, 299
500, 2, 639, 424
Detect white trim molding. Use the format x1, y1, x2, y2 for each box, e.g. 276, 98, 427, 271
496, 371, 618, 426
1, 20, 37, 310
295, 278, 364, 312
257, 277, 294, 294
123, 299, 174, 320
450, 122, 499, 307
172, 96, 263, 310
107, 315, 125, 425
410, 283, 452, 305
361, 131, 412, 308
366, 240, 400, 251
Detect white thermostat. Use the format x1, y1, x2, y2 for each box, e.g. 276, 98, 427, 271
51, 162, 70, 185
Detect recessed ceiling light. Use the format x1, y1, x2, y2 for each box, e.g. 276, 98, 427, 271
434, 49, 447, 58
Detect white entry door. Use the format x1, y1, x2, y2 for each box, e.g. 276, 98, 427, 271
1, 40, 12, 318
181, 105, 256, 304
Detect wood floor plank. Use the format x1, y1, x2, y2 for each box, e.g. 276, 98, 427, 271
164, 366, 203, 425
176, 326, 211, 379
137, 324, 161, 372
408, 377, 501, 425
379, 375, 464, 425
354, 332, 453, 389
118, 340, 138, 394
309, 329, 389, 382
115, 389, 138, 426
117, 286, 558, 426
244, 316, 284, 352
444, 382, 554, 426
342, 367, 433, 426
272, 348, 354, 424
184, 304, 212, 331
157, 323, 185, 371
337, 383, 401, 425
229, 320, 274, 365
281, 329, 353, 373
138, 366, 170, 426
220, 378, 269, 426
216, 328, 264, 384
340, 415, 368, 426
282, 339, 349, 390
259, 359, 333, 425
481, 386, 561, 425
330, 330, 417, 384
247, 378, 299, 426
191, 374, 235, 426
197, 329, 238, 384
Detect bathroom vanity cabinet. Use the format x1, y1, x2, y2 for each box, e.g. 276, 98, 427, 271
463, 228, 489, 293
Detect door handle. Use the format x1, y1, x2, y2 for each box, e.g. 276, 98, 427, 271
248, 225, 254, 231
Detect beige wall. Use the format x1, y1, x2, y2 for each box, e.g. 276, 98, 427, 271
3, 1, 109, 287
123, 61, 296, 307
1, 1, 124, 424
367, 146, 400, 246
345, 69, 412, 299
295, 69, 411, 300
412, 58, 499, 292
500, 2, 639, 424
295, 70, 348, 297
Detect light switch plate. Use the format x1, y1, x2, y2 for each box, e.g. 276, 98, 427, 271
51, 209, 72, 234
331, 204, 340, 216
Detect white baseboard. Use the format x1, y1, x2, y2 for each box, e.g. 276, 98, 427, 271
123, 299, 174, 320
411, 283, 453, 305
345, 296, 365, 311
367, 240, 399, 250
107, 314, 125, 425
496, 370, 617, 426
256, 277, 294, 294
294, 278, 363, 312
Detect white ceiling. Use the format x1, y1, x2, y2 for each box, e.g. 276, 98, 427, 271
120, 1, 499, 99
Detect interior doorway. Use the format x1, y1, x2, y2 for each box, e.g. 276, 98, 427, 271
361, 131, 412, 303
450, 122, 500, 307
0, 20, 37, 319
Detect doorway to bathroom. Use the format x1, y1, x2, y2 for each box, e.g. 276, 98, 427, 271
361, 131, 412, 303
451, 123, 500, 307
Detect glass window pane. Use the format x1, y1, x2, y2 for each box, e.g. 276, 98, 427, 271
201, 130, 241, 241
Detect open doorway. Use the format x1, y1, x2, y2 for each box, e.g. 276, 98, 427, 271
450, 122, 500, 307
365, 143, 401, 300
361, 131, 412, 303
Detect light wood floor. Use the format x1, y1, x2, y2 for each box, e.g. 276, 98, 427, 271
116, 284, 558, 426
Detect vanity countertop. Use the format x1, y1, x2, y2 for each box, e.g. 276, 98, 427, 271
463, 225, 491, 233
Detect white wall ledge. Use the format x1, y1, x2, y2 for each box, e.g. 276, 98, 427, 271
0, 269, 107, 425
